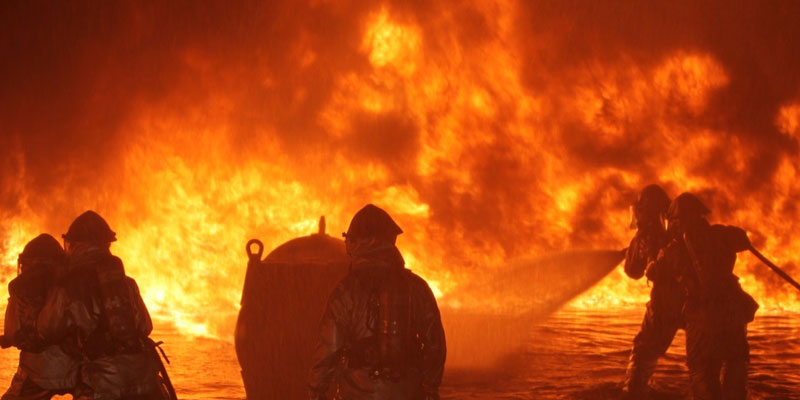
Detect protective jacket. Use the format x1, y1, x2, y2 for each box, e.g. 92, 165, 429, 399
309, 246, 446, 400
649, 223, 757, 325
37, 248, 160, 400
624, 221, 666, 280
2, 273, 80, 399
623, 220, 684, 396
648, 222, 757, 400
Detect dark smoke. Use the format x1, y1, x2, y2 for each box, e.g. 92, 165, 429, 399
515, 0, 800, 200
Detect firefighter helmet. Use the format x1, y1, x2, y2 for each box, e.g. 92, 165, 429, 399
636, 184, 671, 215
667, 192, 711, 223
63, 210, 117, 243
630, 184, 671, 229
344, 204, 403, 240
18, 234, 64, 274
19, 234, 64, 261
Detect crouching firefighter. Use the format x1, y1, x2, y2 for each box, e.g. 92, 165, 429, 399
37, 211, 176, 400
2, 234, 80, 400
309, 204, 446, 400
622, 184, 685, 397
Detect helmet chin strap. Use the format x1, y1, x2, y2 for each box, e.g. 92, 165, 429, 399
347, 236, 397, 259
65, 240, 109, 259
347, 236, 375, 257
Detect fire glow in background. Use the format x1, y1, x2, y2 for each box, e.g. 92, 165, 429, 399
1, 0, 799, 343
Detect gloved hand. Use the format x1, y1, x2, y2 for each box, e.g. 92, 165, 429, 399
645, 243, 679, 283
726, 226, 751, 252
644, 259, 660, 282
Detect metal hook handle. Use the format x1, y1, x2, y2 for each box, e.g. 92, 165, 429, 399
246, 239, 264, 262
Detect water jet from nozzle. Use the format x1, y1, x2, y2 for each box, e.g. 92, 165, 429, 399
440, 249, 625, 368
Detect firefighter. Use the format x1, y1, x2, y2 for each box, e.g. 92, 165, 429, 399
621, 184, 684, 397
646, 193, 757, 400
2, 234, 79, 400
309, 204, 446, 400
37, 211, 163, 400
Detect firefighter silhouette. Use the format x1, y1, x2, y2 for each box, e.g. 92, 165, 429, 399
309, 204, 446, 400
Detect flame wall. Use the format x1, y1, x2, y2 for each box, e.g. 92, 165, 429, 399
1, 0, 799, 338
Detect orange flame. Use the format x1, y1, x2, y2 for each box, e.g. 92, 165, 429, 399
1, 2, 799, 341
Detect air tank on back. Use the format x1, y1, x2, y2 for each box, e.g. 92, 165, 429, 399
235, 216, 349, 399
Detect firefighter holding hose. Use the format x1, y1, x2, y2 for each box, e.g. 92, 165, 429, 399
622, 184, 684, 397
1, 234, 79, 400
309, 204, 446, 400
646, 193, 758, 400
37, 211, 173, 400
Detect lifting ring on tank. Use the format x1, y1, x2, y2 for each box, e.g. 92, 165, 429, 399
246, 239, 264, 262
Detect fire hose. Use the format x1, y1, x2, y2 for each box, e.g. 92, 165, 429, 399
620, 243, 800, 293
749, 245, 800, 293
148, 338, 179, 400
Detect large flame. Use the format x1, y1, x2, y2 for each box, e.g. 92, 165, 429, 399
1, 1, 799, 341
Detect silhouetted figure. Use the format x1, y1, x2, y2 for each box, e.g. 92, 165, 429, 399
37, 211, 162, 400
622, 184, 684, 397
309, 204, 446, 400
646, 194, 758, 400
2, 234, 79, 400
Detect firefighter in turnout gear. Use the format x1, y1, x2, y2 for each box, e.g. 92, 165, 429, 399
2, 234, 80, 400
622, 184, 684, 397
646, 193, 758, 400
37, 211, 165, 400
309, 204, 446, 400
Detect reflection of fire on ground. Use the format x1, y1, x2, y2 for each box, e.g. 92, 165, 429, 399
1, 0, 799, 350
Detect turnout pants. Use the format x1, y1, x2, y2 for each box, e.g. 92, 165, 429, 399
2, 370, 65, 400
685, 306, 748, 400
624, 282, 684, 395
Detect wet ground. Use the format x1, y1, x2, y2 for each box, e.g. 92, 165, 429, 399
441, 308, 800, 400
0, 307, 797, 399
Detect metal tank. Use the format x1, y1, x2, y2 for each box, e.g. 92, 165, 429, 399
235, 217, 349, 399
